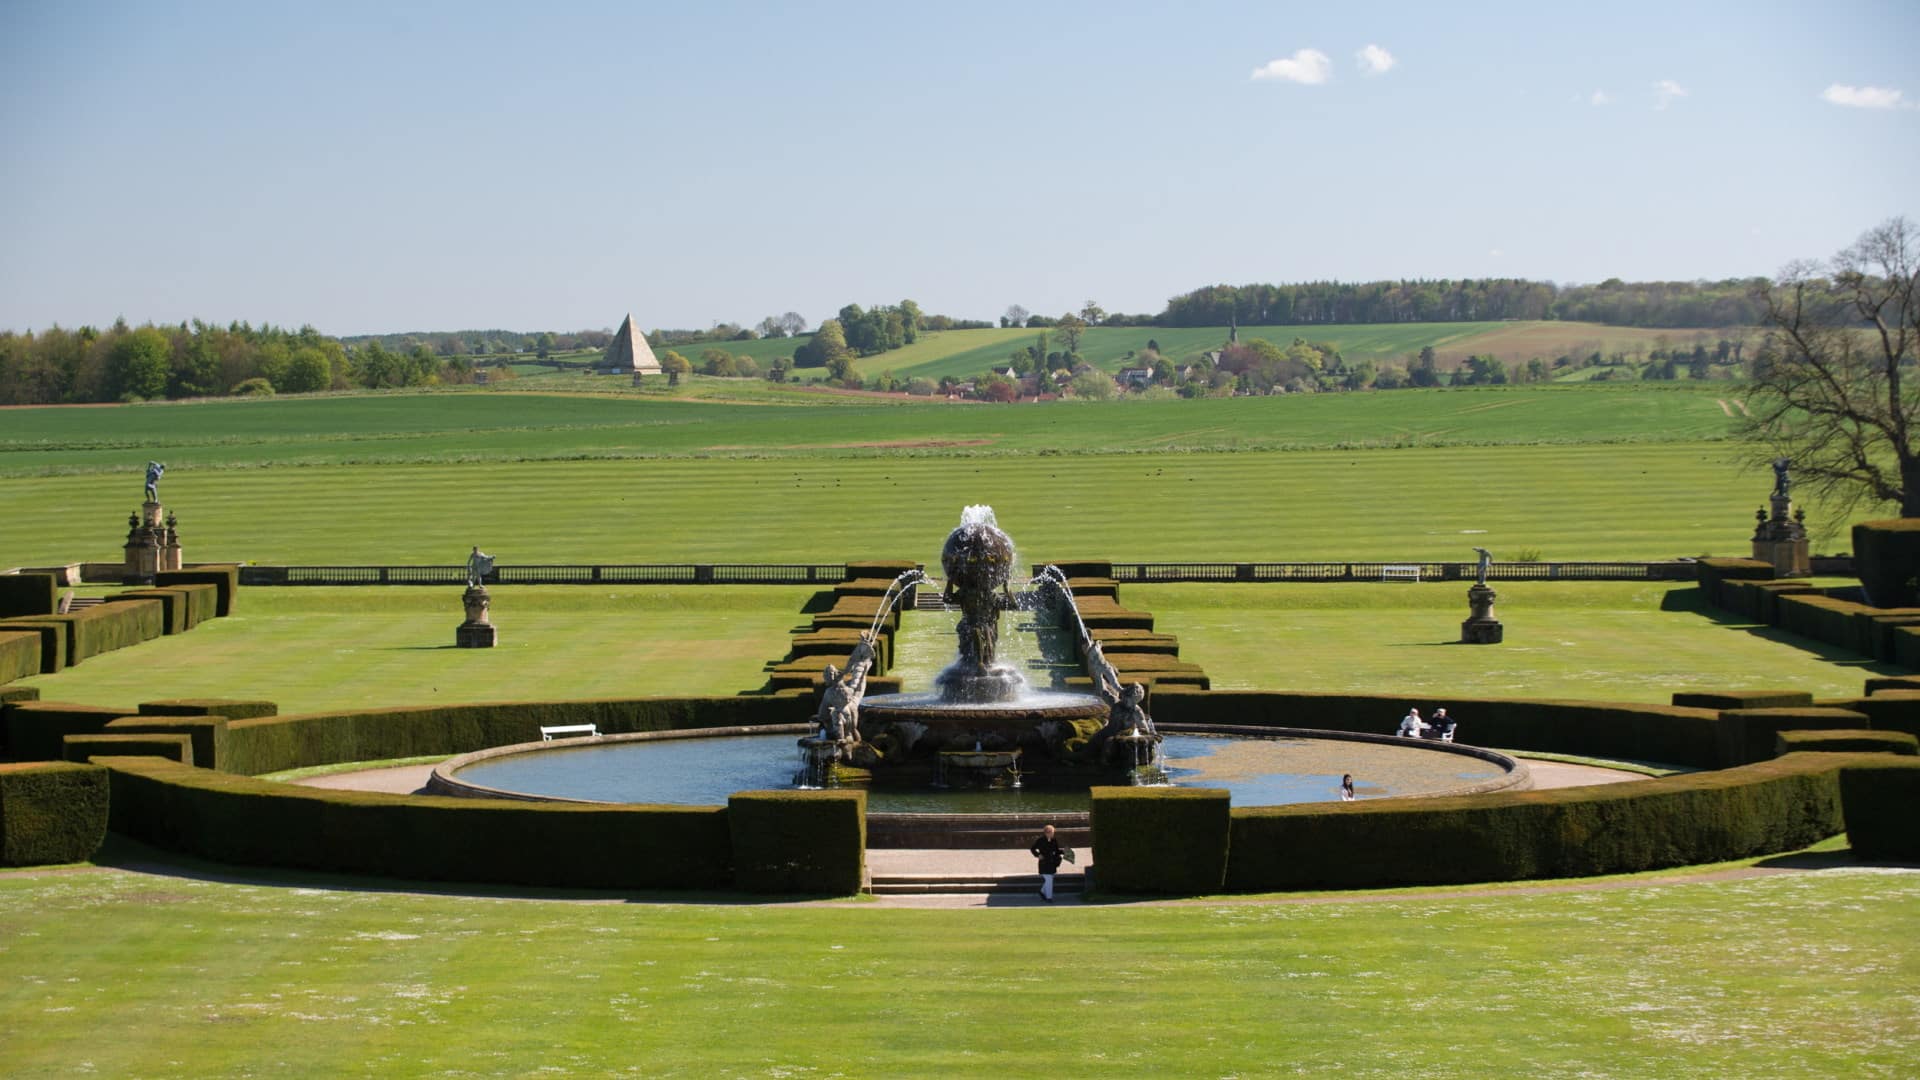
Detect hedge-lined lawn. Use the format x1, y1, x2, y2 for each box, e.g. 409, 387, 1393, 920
15, 587, 811, 714
1131, 582, 1900, 703
0, 861, 1913, 1076
0, 383, 1739, 476
0, 443, 1782, 568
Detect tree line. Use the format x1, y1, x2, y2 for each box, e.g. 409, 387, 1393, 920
1156, 277, 1766, 329
0, 319, 503, 405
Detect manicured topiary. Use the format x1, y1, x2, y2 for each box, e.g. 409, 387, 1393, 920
1671, 690, 1814, 710
108, 715, 227, 769
1722, 706, 1871, 764
1091, 786, 1230, 895
100, 755, 733, 890
64, 732, 194, 765
138, 699, 278, 720
221, 694, 809, 776
1775, 729, 1917, 756
1774, 594, 1876, 655
0, 761, 108, 866
0, 574, 57, 619
0, 630, 41, 685
1695, 557, 1776, 606
1226, 753, 1863, 891
101, 586, 216, 635
1838, 759, 1920, 859
4, 702, 135, 762
0, 685, 41, 706
1853, 518, 1920, 608
1865, 675, 1920, 695
1816, 693, 1920, 742
727, 789, 866, 894
0, 620, 66, 673
1037, 560, 1113, 579
843, 560, 917, 580
155, 564, 240, 617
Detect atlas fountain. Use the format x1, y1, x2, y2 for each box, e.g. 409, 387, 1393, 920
798, 506, 1162, 790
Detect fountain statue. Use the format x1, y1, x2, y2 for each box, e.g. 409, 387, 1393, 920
799, 505, 1162, 789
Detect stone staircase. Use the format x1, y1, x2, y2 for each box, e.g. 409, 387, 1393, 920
867, 870, 1089, 897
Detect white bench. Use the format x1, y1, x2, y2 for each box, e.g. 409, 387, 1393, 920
1380, 565, 1421, 582
540, 724, 600, 741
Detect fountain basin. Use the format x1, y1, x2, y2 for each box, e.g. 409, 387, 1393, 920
427, 724, 1529, 846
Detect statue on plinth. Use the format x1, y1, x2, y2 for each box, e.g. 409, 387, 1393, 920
145, 461, 165, 503
1752, 459, 1810, 576
1772, 457, 1792, 500
456, 545, 498, 647
1462, 546, 1503, 644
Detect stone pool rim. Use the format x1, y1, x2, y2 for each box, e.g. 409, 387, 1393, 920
425, 722, 1529, 846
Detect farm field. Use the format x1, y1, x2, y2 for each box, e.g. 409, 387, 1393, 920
0, 442, 1786, 567
1, 858, 1913, 1077
1130, 582, 1897, 703
0, 382, 1742, 476
14, 587, 811, 715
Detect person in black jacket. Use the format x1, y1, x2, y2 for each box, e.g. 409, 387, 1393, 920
1029, 824, 1065, 902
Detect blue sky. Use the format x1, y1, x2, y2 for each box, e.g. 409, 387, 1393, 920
2, 1, 1915, 336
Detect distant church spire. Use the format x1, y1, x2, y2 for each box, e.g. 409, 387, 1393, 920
1228, 312, 1238, 346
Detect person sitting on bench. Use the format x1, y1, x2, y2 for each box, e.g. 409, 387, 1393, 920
1430, 708, 1457, 742
1396, 708, 1425, 738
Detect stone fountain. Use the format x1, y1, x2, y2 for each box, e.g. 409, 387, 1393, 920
799, 506, 1160, 789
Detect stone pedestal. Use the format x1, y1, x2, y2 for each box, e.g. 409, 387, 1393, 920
1751, 495, 1810, 577
122, 501, 180, 584
1461, 583, 1504, 644
456, 586, 497, 647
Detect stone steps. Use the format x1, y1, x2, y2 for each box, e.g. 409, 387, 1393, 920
868, 872, 1088, 896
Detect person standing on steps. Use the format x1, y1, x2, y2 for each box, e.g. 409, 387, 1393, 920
1029, 824, 1066, 902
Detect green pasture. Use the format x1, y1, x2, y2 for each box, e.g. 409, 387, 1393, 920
0, 441, 1794, 568
1131, 582, 1897, 703
1, 858, 1913, 1077
15, 587, 810, 715
0, 382, 1741, 476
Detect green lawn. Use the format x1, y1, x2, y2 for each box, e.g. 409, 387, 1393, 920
1131, 582, 1898, 702
16, 587, 810, 714
0, 855, 1912, 1077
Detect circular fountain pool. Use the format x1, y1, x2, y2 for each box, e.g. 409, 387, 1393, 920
429, 726, 1526, 814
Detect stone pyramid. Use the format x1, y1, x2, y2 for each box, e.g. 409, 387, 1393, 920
601, 314, 661, 374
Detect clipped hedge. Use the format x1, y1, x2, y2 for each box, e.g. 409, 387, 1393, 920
1671, 690, 1814, 710
1838, 759, 1920, 860
1853, 518, 1920, 608
4, 702, 134, 762
0, 620, 66, 673
1776, 729, 1918, 756
1722, 706, 1871, 764
1091, 786, 1230, 895
155, 564, 239, 617
0, 573, 58, 619
0, 685, 42, 706
101, 756, 734, 889
1039, 559, 1114, 579
843, 560, 918, 581
139, 698, 278, 720
0, 761, 108, 866
108, 715, 228, 769
1695, 557, 1775, 607
64, 732, 194, 765
0, 630, 41, 685
102, 585, 216, 635
1817, 692, 1920, 742
1150, 688, 1731, 768
15, 601, 167, 666
1226, 753, 1862, 890
727, 789, 866, 894
1774, 594, 1875, 655
223, 694, 806, 776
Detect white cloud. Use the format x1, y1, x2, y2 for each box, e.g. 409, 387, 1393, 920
1589, 89, 1612, 106
1356, 44, 1395, 76
1652, 79, 1687, 109
1488, 249, 1504, 258
1252, 48, 1332, 85
1821, 83, 1907, 109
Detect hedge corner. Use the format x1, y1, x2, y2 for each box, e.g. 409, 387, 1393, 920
727, 789, 866, 895
1090, 786, 1231, 896
0, 761, 109, 867
1838, 759, 1920, 861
